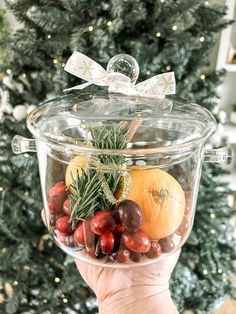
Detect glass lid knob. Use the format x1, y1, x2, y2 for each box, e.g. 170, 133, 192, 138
107, 54, 140, 83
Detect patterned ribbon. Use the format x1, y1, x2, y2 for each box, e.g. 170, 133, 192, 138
64, 51, 176, 98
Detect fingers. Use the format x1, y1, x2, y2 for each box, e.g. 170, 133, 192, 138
41, 209, 46, 225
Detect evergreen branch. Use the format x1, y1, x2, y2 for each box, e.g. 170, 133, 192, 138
69, 170, 101, 227
89, 123, 129, 209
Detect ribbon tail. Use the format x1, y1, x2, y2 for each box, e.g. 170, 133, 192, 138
63, 81, 93, 93
135, 72, 176, 97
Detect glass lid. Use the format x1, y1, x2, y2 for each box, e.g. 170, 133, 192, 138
27, 90, 216, 155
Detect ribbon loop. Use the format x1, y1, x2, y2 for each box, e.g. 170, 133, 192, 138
64, 51, 176, 98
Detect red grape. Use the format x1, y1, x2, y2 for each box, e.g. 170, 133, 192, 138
115, 200, 142, 232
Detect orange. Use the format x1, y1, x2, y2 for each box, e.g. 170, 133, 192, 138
65, 156, 88, 188
127, 166, 185, 240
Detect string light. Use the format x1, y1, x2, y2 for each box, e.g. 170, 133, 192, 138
21, 297, 27, 304
55, 277, 60, 283
62, 63, 65, 67
146, 70, 151, 75
200, 36, 205, 42
205, 1, 209, 5
6, 69, 12, 75
53, 58, 58, 64
107, 21, 112, 27
210, 229, 216, 234
61, 294, 65, 298
24, 191, 28, 196
203, 269, 208, 275
200, 74, 205, 80
63, 298, 68, 303
13, 281, 18, 286
24, 153, 29, 158
172, 25, 177, 31
0, 187, 3, 192
23, 265, 30, 270
227, 235, 232, 241
160, 0, 165, 2
166, 65, 171, 71
210, 213, 215, 219
47, 34, 51, 39
218, 269, 222, 273
48, 241, 53, 247
22, 73, 27, 78
43, 299, 48, 303
88, 26, 94, 32
156, 32, 161, 37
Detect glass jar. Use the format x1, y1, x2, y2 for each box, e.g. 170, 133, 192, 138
12, 90, 233, 267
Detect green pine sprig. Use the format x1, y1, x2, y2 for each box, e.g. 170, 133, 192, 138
89, 123, 129, 209
69, 169, 101, 228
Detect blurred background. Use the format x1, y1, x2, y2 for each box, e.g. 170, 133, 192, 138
0, 0, 235, 313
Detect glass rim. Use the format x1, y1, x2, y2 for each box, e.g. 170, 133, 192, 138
27, 93, 217, 156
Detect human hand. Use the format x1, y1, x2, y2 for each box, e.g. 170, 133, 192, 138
76, 250, 180, 314
42, 210, 180, 314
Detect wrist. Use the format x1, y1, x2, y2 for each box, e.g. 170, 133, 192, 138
98, 288, 179, 314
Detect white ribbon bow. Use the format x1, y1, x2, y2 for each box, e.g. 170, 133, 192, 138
64, 51, 176, 98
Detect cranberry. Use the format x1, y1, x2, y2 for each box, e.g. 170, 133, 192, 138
116, 248, 130, 263
90, 211, 116, 235
99, 233, 115, 254
62, 199, 71, 216
146, 241, 162, 259
49, 182, 68, 198
48, 182, 68, 213
83, 219, 95, 256
121, 230, 151, 253
74, 222, 85, 246
56, 216, 73, 235
159, 235, 175, 253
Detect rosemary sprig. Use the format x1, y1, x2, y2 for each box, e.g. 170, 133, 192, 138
69, 169, 101, 228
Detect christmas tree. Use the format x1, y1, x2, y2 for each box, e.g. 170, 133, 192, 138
0, 1, 235, 313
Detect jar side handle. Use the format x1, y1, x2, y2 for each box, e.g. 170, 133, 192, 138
204, 146, 233, 165
12, 135, 36, 154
